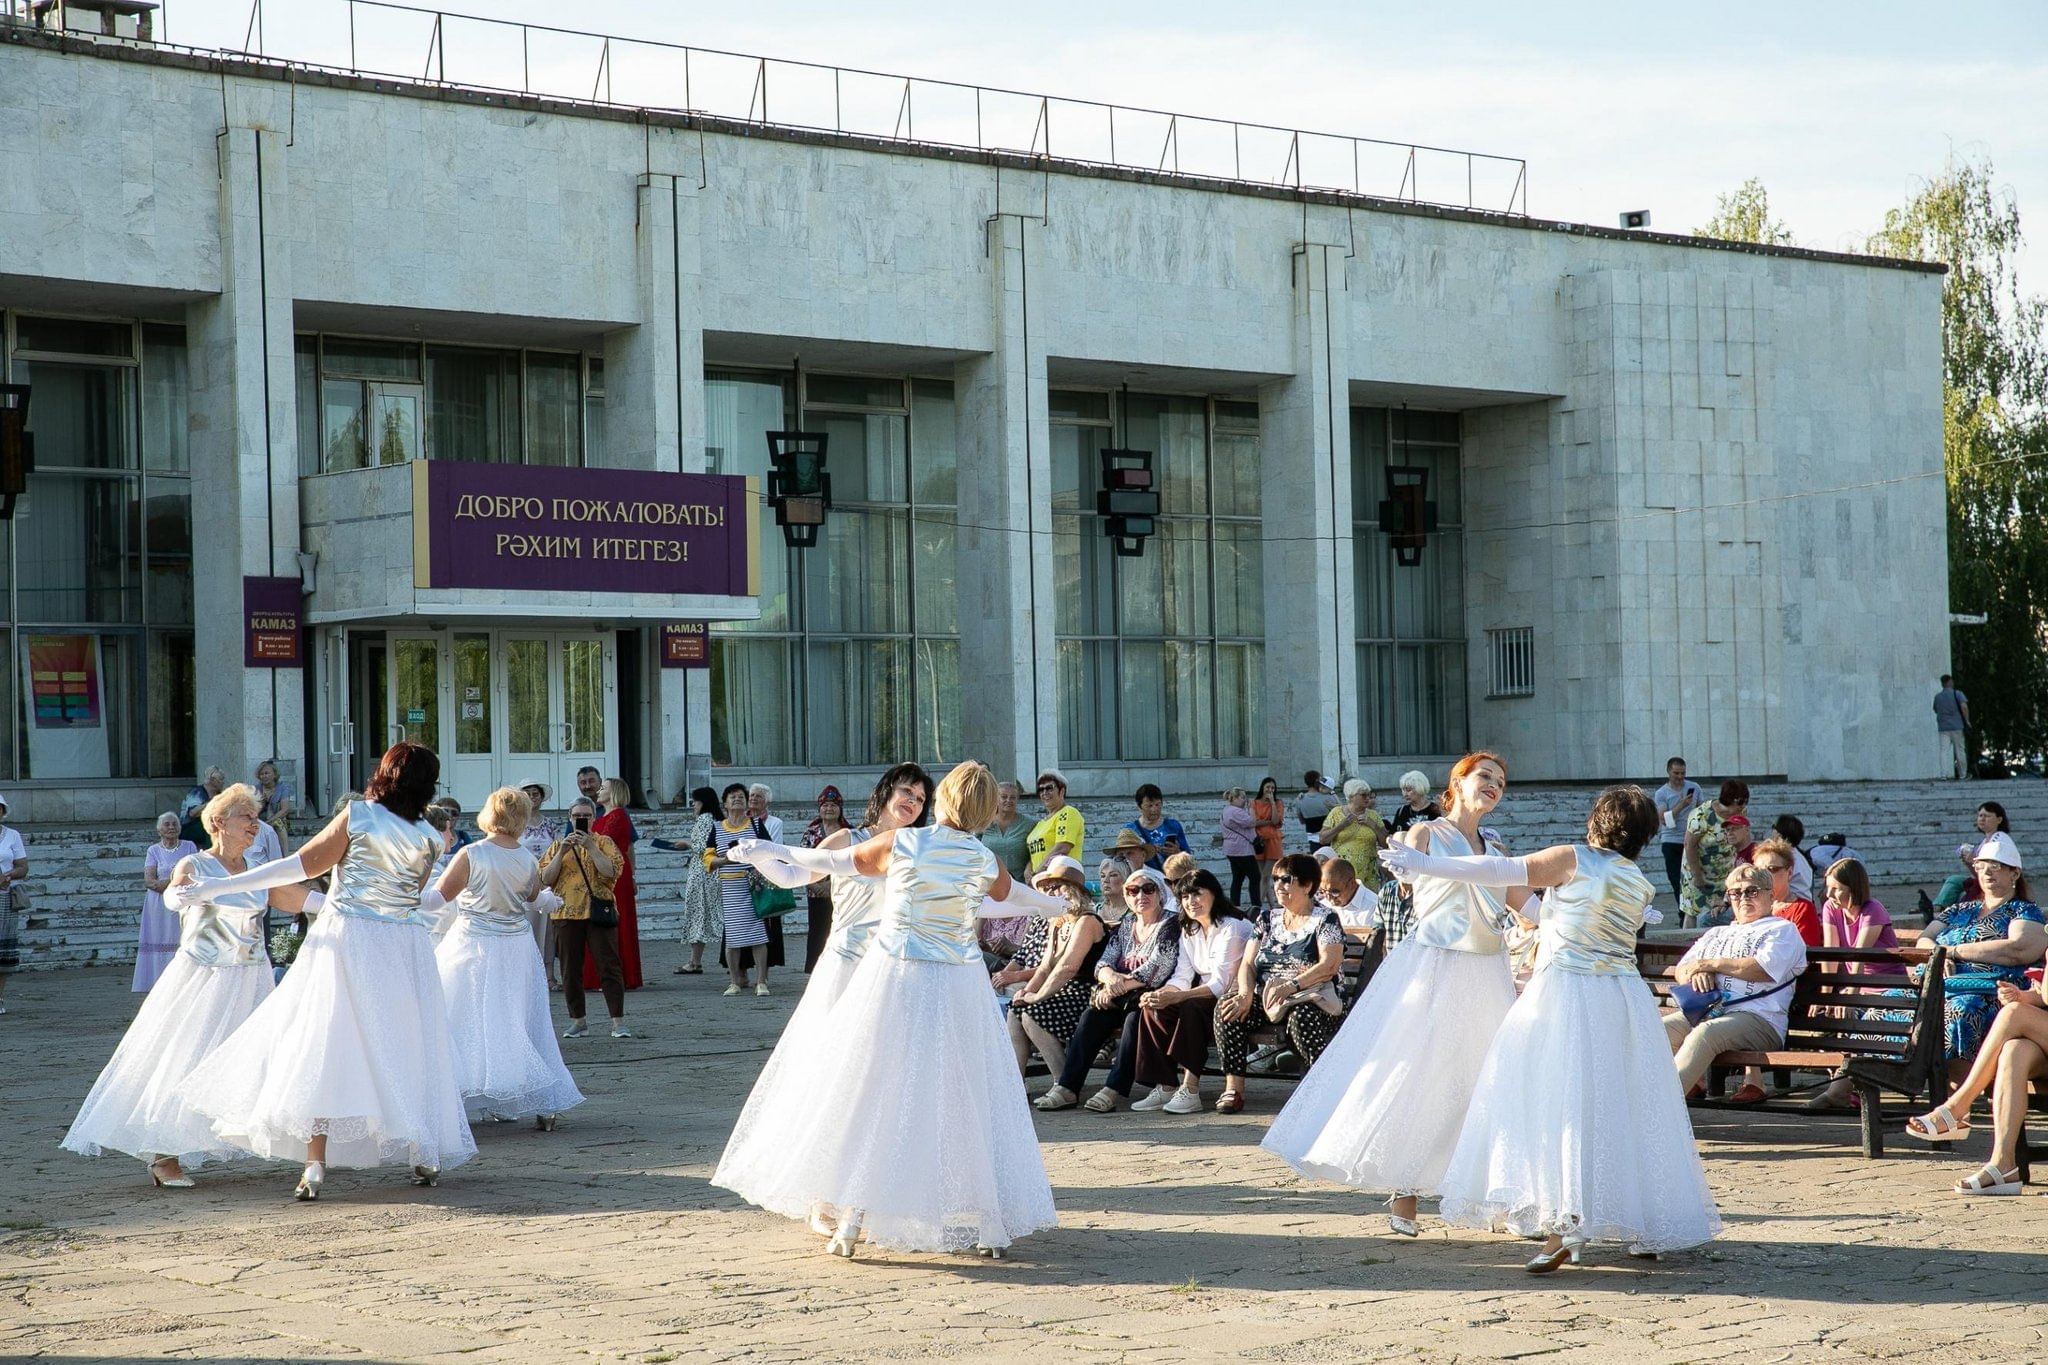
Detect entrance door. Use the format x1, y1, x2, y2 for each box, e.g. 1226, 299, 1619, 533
496, 631, 619, 808
448, 632, 496, 806
387, 632, 446, 754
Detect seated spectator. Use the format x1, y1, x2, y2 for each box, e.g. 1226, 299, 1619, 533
1316, 779, 1389, 890
1160, 849, 1199, 892
1034, 867, 1183, 1113
1771, 814, 1813, 902
1908, 975, 2048, 1193
1219, 788, 1261, 911
1317, 856, 1379, 935
1808, 831, 1863, 877
1388, 770, 1441, 837
1663, 864, 1809, 1102
1006, 856, 1103, 1075
1108, 829, 1154, 882
1095, 856, 1130, 925
1125, 783, 1191, 871
1938, 802, 2013, 909
1725, 815, 1756, 867
1757, 837, 1820, 946
1131, 870, 1254, 1114
1213, 853, 1346, 1112
1804, 856, 1907, 1112
1878, 833, 2047, 1083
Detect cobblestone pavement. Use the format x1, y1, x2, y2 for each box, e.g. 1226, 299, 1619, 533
5, 963, 2046, 1364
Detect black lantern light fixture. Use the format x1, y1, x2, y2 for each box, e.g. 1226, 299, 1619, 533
764, 429, 831, 549
1378, 464, 1439, 567
1096, 445, 1160, 557
0, 384, 32, 522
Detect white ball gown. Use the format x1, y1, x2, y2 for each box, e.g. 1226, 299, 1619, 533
712, 830, 883, 1184
712, 825, 1057, 1253
435, 841, 584, 1122
63, 855, 273, 1170
1262, 819, 1518, 1196
1437, 845, 1721, 1251
180, 801, 478, 1171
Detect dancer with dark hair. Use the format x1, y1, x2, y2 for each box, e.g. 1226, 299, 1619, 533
1382, 786, 1721, 1271
1262, 752, 1525, 1237
175, 743, 475, 1200
714, 762, 1064, 1259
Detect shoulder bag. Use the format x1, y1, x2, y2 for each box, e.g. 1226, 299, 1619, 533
747, 817, 797, 921
567, 843, 618, 928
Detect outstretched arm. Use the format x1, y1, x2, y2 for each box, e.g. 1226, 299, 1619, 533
1381, 841, 1576, 889
731, 829, 895, 880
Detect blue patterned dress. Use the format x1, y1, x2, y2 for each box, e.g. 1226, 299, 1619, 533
1878, 898, 2046, 1061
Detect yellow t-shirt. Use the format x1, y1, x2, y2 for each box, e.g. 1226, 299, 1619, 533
1027, 806, 1086, 872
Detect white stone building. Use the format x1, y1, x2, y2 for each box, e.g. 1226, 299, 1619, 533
0, 18, 1948, 819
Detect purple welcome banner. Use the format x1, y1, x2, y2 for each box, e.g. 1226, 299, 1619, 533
412, 463, 757, 597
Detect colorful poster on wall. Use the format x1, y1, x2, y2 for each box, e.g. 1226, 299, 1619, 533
22, 634, 110, 779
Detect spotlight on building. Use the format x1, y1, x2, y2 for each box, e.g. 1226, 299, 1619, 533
1096, 447, 1160, 558
1619, 209, 1652, 230
0, 384, 33, 522
765, 430, 831, 549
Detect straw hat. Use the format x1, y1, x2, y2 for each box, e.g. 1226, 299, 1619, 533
1109, 828, 1150, 853
1032, 854, 1088, 889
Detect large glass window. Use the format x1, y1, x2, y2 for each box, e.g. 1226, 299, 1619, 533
708, 371, 959, 769
1052, 392, 1263, 762
3, 315, 193, 780
1353, 407, 1468, 756
295, 335, 601, 475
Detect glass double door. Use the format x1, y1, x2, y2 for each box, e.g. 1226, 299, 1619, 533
385, 629, 615, 808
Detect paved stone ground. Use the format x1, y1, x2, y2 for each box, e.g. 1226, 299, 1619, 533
6, 961, 2046, 1364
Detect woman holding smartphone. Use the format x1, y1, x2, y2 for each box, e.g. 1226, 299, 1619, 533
538, 797, 628, 1039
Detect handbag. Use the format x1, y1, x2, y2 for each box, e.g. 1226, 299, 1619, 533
4, 882, 27, 915
566, 845, 618, 929
745, 816, 797, 920
1671, 974, 1794, 1026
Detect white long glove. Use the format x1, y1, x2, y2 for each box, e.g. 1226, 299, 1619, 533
182, 852, 310, 902
530, 888, 564, 918
1378, 842, 1528, 888
303, 891, 327, 916
731, 838, 856, 879
162, 874, 203, 913
976, 879, 1065, 920
747, 853, 825, 890
421, 889, 448, 917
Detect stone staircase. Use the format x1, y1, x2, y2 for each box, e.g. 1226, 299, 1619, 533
11, 778, 2026, 971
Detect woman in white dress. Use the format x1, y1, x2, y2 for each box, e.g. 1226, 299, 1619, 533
1262, 751, 1523, 1237
63, 785, 312, 1186
133, 812, 193, 993
713, 762, 933, 1236
432, 786, 584, 1128
1383, 786, 1721, 1269
175, 742, 476, 1200
713, 761, 1063, 1258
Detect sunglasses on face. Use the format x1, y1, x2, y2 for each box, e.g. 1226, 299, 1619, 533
1128, 883, 1161, 897
1725, 887, 1766, 900
1754, 861, 1788, 874
1271, 873, 1296, 885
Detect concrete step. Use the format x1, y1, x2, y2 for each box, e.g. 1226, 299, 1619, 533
9, 778, 2029, 971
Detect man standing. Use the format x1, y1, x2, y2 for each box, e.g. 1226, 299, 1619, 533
1295, 771, 1338, 840
1652, 757, 1701, 903
1933, 675, 1971, 780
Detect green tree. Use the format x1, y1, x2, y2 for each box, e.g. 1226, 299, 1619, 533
1865, 157, 2048, 765
1695, 177, 1795, 245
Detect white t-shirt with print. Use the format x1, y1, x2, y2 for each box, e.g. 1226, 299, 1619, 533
1676, 915, 1808, 1037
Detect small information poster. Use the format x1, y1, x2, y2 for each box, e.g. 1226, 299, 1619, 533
661, 621, 710, 669
243, 576, 304, 668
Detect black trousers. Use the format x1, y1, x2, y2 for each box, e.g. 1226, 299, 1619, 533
1228, 855, 1262, 910
1057, 996, 1143, 1096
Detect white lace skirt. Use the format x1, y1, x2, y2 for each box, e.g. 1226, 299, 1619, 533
436, 919, 585, 1121
62, 955, 273, 1168
1438, 967, 1723, 1251
180, 912, 478, 1171
1262, 940, 1515, 1196
712, 951, 1057, 1252
716, 948, 859, 1172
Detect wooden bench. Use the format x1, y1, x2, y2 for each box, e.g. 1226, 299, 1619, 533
1636, 942, 1947, 1158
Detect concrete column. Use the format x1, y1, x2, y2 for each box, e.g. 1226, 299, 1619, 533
955, 213, 1056, 781
1258, 241, 1357, 780
189, 114, 304, 786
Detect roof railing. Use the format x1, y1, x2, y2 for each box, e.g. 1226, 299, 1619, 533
332, 0, 1529, 216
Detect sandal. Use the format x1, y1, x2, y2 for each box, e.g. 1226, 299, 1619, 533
1954, 1162, 2022, 1196
1907, 1104, 1972, 1143
1728, 1083, 1767, 1106
1215, 1089, 1244, 1114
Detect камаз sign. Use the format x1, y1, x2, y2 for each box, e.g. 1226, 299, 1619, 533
410, 463, 759, 596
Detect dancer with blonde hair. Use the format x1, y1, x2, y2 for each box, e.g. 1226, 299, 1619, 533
715, 761, 1064, 1258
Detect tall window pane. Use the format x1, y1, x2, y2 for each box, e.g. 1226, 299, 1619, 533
147, 630, 195, 779
140, 325, 189, 474
427, 346, 521, 462
18, 361, 133, 470
143, 479, 193, 625
16, 474, 135, 624
584, 358, 606, 467
712, 636, 796, 767
525, 352, 581, 466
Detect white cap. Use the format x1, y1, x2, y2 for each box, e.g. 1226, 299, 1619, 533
1974, 832, 2023, 869
0, 793, 9, 810
1312, 845, 1339, 863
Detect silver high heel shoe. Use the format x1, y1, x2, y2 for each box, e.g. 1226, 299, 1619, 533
150, 1158, 195, 1189
974, 1243, 1007, 1260
1525, 1237, 1585, 1274
535, 1114, 558, 1132
824, 1211, 864, 1258
294, 1161, 324, 1201
1387, 1196, 1419, 1238
410, 1165, 439, 1187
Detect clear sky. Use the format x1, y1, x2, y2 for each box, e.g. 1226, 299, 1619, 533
159, 0, 2048, 278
